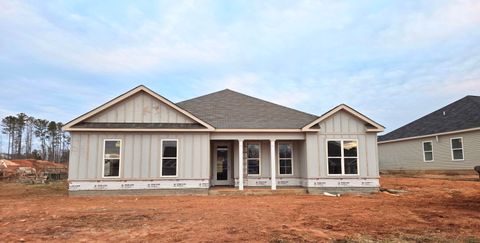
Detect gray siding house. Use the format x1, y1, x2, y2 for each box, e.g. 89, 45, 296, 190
379, 95, 480, 172
63, 85, 384, 193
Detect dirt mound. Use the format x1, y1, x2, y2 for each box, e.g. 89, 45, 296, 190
1, 160, 67, 181
8, 160, 67, 171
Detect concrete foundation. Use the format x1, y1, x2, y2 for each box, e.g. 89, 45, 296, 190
307, 187, 379, 195
69, 189, 209, 197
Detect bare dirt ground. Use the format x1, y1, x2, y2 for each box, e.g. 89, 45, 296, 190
1, 176, 479, 242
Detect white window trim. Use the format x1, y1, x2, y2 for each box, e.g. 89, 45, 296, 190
326, 139, 359, 176
278, 142, 294, 175
160, 139, 179, 177
450, 137, 464, 161
422, 140, 434, 162
102, 139, 122, 179
247, 142, 261, 176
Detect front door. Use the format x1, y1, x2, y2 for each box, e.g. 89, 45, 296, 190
213, 143, 233, 186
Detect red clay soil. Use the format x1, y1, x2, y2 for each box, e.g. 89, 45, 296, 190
0, 177, 479, 242
9, 160, 67, 169
1, 160, 66, 173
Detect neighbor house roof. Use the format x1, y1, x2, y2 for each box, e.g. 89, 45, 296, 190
379, 95, 480, 143
177, 89, 319, 129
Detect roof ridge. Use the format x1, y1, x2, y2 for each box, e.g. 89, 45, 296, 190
177, 89, 229, 105
228, 89, 319, 118
208, 89, 318, 118
466, 95, 480, 109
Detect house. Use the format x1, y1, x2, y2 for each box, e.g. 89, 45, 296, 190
378, 95, 480, 173
63, 85, 384, 194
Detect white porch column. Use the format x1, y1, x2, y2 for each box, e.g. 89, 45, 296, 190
238, 139, 244, 191
270, 139, 277, 190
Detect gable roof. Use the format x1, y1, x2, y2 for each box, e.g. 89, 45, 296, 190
302, 104, 385, 132
177, 89, 318, 129
63, 85, 215, 131
379, 95, 480, 143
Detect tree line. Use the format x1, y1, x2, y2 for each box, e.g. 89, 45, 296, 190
1, 113, 70, 163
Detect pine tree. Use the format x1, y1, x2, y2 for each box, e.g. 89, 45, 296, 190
15, 113, 27, 158
34, 119, 49, 160
1, 116, 17, 159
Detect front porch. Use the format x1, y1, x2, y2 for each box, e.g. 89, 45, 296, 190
209, 133, 307, 191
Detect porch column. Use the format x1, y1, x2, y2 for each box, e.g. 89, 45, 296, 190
238, 139, 244, 190
270, 139, 277, 190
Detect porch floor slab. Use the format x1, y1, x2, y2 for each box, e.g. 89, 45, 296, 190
208, 187, 307, 196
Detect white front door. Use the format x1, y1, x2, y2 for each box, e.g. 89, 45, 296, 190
213, 143, 233, 186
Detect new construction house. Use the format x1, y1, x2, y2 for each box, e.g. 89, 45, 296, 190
379, 95, 480, 173
63, 85, 384, 194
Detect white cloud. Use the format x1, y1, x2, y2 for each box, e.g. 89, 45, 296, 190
0, 1, 232, 74
379, 0, 480, 46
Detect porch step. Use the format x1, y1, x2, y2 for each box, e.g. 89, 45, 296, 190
208, 187, 307, 196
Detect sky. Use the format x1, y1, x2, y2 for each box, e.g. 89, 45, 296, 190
1, 0, 480, 152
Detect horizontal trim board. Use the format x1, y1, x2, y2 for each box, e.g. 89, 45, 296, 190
233, 178, 379, 188
65, 128, 213, 132
378, 127, 480, 144
214, 129, 303, 132
234, 178, 303, 187
69, 179, 210, 191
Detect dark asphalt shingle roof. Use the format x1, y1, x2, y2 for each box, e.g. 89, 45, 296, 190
176, 89, 318, 129
379, 95, 480, 142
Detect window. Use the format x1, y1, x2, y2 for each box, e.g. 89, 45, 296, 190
247, 143, 261, 175
278, 143, 293, 175
103, 139, 121, 177
422, 141, 434, 162
327, 140, 358, 175
451, 137, 464, 161
161, 140, 178, 176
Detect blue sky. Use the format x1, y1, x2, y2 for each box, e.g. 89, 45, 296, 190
1, 0, 480, 149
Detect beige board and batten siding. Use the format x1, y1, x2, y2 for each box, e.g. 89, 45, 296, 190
379, 130, 480, 171
69, 132, 210, 180
306, 110, 379, 178
85, 91, 196, 123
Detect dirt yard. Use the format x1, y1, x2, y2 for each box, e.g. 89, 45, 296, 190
1, 177, 479, 242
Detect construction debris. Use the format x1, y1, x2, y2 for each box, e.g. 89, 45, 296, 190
0, 159, 67, 183
323, 192, 341, 197
379, 188, 407, 196
474, 166, 480, 180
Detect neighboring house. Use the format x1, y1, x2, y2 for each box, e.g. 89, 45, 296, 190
378, 95, 480, 173
63, 85, 384, 194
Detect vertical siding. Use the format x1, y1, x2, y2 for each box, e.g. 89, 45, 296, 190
297, 140, 307, 178
69, 132, 210, 180
85, 91, 195, 123
306, 110, 380, 178
305, 133, 320, 178
379, 130, 480, 171
68, 133, 80, 179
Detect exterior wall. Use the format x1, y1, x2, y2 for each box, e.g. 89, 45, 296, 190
305, 110, 380, 179
230, 140, 305, 186
379, 130, 480, 171
239, 140, 304, 179
85, 91, 195, 123
68, 132, 210, 180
